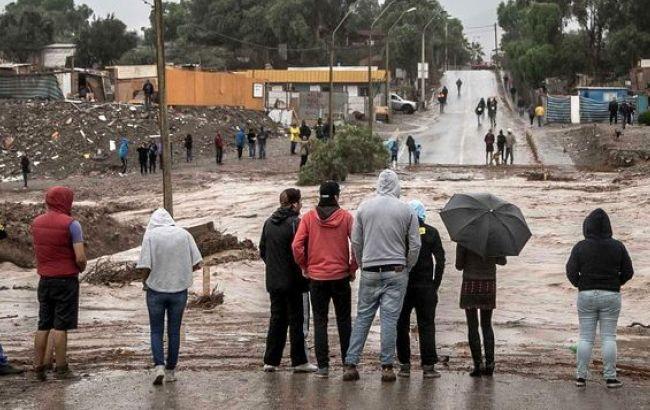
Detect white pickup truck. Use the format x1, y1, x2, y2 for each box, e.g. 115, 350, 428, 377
390, 93, 418, 114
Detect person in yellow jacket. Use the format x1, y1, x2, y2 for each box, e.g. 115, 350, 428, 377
289, 123, 300, 155
534, 105, 545, 127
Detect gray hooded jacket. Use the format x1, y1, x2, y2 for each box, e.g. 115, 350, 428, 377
352, 170, 421, 270
137, 208, 203, 293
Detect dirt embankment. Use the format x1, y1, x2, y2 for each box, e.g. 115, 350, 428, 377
0, 100, 279, 180
0, 202, 144, 268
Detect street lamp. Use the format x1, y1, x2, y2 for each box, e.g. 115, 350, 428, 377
329, 5, 356, 140
367, 0, 398, 136
420, 14, 438, 110
385, 7, 417, 113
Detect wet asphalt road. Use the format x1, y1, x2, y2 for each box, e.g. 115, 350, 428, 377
394, 70, 533, 166
2, 370, 648, 409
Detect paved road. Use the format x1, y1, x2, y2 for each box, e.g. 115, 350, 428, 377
2, 370, 648, 409
392, 70, 534, 166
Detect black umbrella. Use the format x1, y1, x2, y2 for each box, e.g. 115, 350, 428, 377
440, 193, 531, 257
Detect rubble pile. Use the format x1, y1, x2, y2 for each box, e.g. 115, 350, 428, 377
0, 100, 278, 179
0, 202, 145, 268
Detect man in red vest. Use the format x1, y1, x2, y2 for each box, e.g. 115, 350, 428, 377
31, 186, 86, 381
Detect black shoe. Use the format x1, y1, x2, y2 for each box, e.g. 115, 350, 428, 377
397, 364, 411, 378
381, 365, 396, 383
342, 365, 359, 381
469, 364, 483, 377
483, 362, 495, 376
606, 379, 622, 389
422, 365, 441, 379
54, 364, 81, 381
575, 378, 586, 387
0, 363, 24, 376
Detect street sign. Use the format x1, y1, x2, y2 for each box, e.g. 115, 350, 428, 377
418, 62, 429, 79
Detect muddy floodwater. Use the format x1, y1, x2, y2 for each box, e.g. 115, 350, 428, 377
1, 166, 649, 408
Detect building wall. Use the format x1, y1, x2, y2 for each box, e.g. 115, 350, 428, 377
42, 48, 74, 68
115, 78, 158, 103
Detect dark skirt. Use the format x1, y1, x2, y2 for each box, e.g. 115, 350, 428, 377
460, 279, 496, 310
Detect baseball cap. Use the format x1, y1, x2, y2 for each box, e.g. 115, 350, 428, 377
319, 181, 340, 199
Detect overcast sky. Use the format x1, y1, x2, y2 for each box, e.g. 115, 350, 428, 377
0, 0, 501, 57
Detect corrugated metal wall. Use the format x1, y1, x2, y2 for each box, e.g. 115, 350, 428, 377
0, 74, 64, 100
580, 96, 637, 123
240, 69, 386, 84
546, 95, 571, 123
166, 69, 264, 109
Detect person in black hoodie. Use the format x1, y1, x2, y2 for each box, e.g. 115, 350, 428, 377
396, 200, 445, 379
566, 208, 633, 389
259, 188, 316, 373
406, 135, 416, 166
136, 143, 149, 175
184, 134, 193, 163
20, 154, 30, 188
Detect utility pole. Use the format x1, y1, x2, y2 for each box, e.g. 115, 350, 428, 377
386, 7, 417, 112
494, 23, 498, 66
420, 15, 436, 110
154, 0, 173, 216
444, 19, 448, 71
329, 6, 356, 140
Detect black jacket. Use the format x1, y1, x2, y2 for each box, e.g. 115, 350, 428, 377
259, 207, 307, 293
409, 222, 445, 289
456, 244, 506, 281
566, 209, 633, 292
184, 136, 193, 149
406, 136, 416, 152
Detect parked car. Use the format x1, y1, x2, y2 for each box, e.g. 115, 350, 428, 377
390, 93, 417, 114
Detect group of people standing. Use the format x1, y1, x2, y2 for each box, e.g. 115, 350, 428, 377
608, 98, 635, 128
235, 126, 269, 160
136, 140, 161, 175
484, 128, 517, 166
287, 118, 332, 169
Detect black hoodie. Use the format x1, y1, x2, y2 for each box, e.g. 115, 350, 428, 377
566, 209, 634, 292
259, 207, 307, 293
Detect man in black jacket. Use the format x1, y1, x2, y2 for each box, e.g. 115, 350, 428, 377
259, 188, 316, 373
396, 200, 446, 379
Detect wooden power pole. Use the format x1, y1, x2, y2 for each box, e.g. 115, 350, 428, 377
154, 0, 173, 216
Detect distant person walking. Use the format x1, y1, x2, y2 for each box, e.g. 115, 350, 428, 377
247, 128, 257, 159
137, 209, 203, 385
609, 99, 619, 125
214, 132, 224, 165
260, 189, 317, 374
496, 130, 506, 164
289, 123, 300, 155
406, 135, 417, 166
456, 244, 506, 377
292, 181, 357, 378
143, 80, 155, 110
535, 104, 545, 127
118, 137, 129, 174
31, 186, 87, 381
258, 127, 268, 159
566, 209, 633, 389
148, 141, 158, 173
396, 200, 445, 379
528, 105, 536, 127
505, 129, 516, 165
343, 170, 421, 383
390, 138, 399, 168
299, 135, 311, 169
456, 79, 463, 96
475, 104, 484, 126
487, 98, 497, 128
137, 142, 150, 175
484, 130, 495, 166
184, 134, 193, 163
20, 154, 30, 189
620, 102, 630, 129
235, 127, 246, 160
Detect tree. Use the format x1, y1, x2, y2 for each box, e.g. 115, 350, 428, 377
0, 9, 54, 62
4, 0, 93, 41
75, 15, 138, 67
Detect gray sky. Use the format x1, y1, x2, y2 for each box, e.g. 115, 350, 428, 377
0, 0, 501, 58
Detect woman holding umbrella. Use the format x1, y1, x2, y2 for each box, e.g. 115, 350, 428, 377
441, 193, 531, 377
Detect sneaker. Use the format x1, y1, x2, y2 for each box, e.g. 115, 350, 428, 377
316, 367, 329, 378
165, 369, 177, 382
263, 364, 278, 373
606, 379, 623, 389
381, 365, 396, 383
423, 365, 441, 379
54, 364, 81, 381
293, 363, 317, 373
0, 363, 24, 376
397, 364, 411, 378
575, 378, 586, 387
342, 365, 359, 382
153, 365, 165, 386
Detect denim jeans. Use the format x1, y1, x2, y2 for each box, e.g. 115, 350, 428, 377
345, 270, 409, 366
146, 289, 188, 370
0, 342, 7, 366
248, 142, 256, 158
577, 290, 621, 379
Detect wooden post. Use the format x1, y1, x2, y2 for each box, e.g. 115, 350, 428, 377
203, 266, 210, 296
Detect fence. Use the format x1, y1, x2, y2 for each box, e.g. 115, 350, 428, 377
0, 74, 63, 100
546, 95, 640, 124
545, 96, 571, 123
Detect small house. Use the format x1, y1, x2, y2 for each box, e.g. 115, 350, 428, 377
577, 86, 629, 102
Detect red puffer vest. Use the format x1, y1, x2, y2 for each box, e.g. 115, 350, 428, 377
31, 187, 79, 277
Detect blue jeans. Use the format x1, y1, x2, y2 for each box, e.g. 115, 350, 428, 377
147, 289, 188, 370
345, 270, 408, 366
248, 142, 256, 158
577, 290, 621, 379
0, 342, 7, 366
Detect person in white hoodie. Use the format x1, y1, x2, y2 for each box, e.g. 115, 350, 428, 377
343, 170, 421, 382
137, 209, 202, 385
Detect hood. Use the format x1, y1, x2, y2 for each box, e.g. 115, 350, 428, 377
583, 208, 612, 239
409, 200, 426, 222
316, 205, 341, 222
45, 186, 74, 215
377, 169, 400, 198
270, 207, 298, 225
146, 208, 176, 230
120, 138, 129, 144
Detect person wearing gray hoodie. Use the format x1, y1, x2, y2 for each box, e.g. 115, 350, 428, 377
343, 170, 421, 382
137, 209, 203, 386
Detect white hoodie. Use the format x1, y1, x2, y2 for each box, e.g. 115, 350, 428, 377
137, 209, 203, 293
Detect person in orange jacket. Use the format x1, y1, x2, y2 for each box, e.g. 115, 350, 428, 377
292, 181, 357, 378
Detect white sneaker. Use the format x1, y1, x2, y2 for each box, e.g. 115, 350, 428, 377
293, 363, 317, 373
153, 365, 165, 385
165, 369, 177, 382
263, 364, 278, 372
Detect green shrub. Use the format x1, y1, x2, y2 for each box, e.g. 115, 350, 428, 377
638, 111, 650, 126
297, 125, 389, 186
